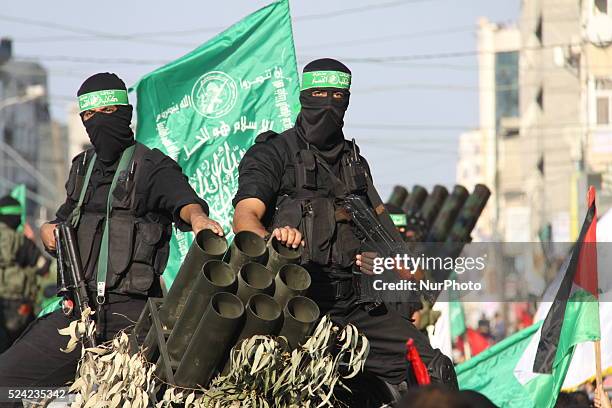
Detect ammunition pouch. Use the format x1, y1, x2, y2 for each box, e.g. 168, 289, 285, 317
272, 196, 335, 266
266, 131, 368, 270
351, 271, 383, 308
308, 278, 353, 302
70, 143, 171, 297
427, 349, 458, 389
296, 150, 317, 190
340, 153, 368, 194
76, 214, 169, 297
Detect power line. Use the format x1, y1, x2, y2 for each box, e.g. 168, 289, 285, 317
355, 81, 590, 95
300, 50, 478, 64
45, 93, 600, 139
9, 42, 565, 67
0, 141, 57, 197
300, 41, 584, 65
0, 14, 203, 48
0, 176, 56, 209
298, 25, 475, 50
2, 1, 431, 47
347, 122, 595, 132
16, 55, 170, 66
11, 13, 578, 46
294, 0, 435, 21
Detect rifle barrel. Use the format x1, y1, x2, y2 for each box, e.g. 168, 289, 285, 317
58, 223, 97, 347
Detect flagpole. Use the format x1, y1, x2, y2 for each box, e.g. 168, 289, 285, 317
595, 340, 611, 408
591, 187, 610, 408
463, 333, 472, 360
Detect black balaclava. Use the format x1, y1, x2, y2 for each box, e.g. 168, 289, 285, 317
0, 196, 22, 230
296, 58, 351, 162
77, 73, 134, 163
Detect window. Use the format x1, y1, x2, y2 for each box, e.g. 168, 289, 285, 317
536, 86, 544, 110
495, 51, 519, 134
594, 77, 612, 126
535, 15, 543, 44
3, 127, 13, 146
595, 0, 610, 14
597, 97, 610, 124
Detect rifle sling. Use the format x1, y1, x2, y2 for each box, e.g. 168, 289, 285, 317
364, 176, 406, 243
69, 151, 97, 228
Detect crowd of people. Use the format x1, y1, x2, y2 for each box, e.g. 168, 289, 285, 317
0, 195, 54, 353
392, 385, 607, 408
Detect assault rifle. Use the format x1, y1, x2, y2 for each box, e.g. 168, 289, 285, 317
344, 194, 402, 253
343, 194, 430, 307
54, 223, 97, 347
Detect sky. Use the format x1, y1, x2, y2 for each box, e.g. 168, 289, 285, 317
2, 0, 520, 198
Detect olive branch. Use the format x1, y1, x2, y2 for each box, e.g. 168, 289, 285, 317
60, 315, 369, 408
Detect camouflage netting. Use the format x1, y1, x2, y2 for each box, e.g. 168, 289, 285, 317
62, 315, 368, 408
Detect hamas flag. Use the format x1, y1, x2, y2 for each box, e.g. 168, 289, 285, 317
10, 184, 26, 231
457, 187, 601, 408
133, 0, 299, 287
457, 322, 543, 408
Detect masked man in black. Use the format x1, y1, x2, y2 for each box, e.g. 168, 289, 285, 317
0, 73, 223, 389
233, 59, 456, 389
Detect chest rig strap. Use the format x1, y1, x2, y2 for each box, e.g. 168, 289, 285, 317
96, 144, 136, 304
69, 151, 97, 228
67, 146, 137, 304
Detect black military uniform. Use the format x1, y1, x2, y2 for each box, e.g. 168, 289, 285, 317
233, 59, 456, 387
0, 73, 209, 389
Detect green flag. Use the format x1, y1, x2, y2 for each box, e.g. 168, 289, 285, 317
448, 272, 466, 338
133, 0, 300, 288
38, 297, 62, 318
449, 299, 466, 338
456, 322, 542, 408
10, 184, 26, 231
457, 191, 601, 408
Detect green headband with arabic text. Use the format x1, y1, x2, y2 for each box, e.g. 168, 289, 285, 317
0, 205, 22, 216
301, 70, 351, 91
78, 89, 129, 113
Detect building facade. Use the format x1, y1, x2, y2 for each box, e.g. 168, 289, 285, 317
67, 102, 91, 162
455, 19, 521, 241
518, 0, 612, 243
0, 38, 65, 224
468, 1, 612, 246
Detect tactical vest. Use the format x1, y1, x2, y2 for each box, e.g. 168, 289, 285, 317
256, 130, 369, 269
0, 222, 37, 301
67, 143, 172, 297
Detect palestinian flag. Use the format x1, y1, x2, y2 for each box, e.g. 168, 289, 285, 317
513, 186, 601, 407
456, 188, 603, 407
